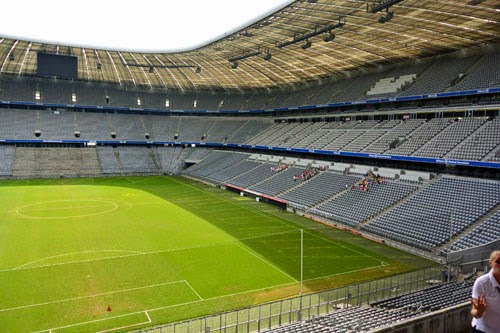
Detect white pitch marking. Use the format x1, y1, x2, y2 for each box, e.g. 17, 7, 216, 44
183, 280, 203, 300
33, 280, 298, 333
3, 232, 296, 273
96, 311, 152, 333
233, 242, 297, 282
14, 250, 146, 269
29, 263, 383, 333
15, 199, 119, 219
0, 280, 186, 313
144, 310, 152, 322
36, 312, 152, 333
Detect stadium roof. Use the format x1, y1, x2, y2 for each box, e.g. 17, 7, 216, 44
0, 0, 498, 92
0, 0, 294, 52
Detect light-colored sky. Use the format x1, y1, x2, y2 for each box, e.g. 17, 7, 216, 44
0, 0, 294, 52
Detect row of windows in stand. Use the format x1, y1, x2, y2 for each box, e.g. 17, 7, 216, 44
31, 91, 224, 108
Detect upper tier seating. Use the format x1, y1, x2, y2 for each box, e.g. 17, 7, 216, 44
2, 46, 497, 109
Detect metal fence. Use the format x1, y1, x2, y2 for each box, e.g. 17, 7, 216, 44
137, 266, 444, 333
448, 240, 500, 273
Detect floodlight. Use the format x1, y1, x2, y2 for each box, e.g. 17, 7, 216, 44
378, 10, 394, 23
323, 32, 335, 42
301, 40, 312, 49
276, 17, 345, 49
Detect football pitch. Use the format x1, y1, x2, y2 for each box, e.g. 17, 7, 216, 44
0, 176, 433, 332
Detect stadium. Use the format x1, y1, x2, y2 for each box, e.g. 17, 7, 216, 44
0, 0, 499, 332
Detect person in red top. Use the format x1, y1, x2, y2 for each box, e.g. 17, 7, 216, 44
471, 250, 500, 333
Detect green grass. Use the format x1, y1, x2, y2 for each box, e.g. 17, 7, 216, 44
0, 176, 434, 332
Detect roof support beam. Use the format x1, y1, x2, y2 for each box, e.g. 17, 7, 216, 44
276, 17, 345, 49
367, 0, 404, 13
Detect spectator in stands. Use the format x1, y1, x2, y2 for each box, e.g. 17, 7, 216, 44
271, 163, 288, 172
471, 250, 500, 333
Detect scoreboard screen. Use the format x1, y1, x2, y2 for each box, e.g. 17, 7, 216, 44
37, 52, 78, 79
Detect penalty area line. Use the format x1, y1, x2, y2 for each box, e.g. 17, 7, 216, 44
96, 311, 152, 333
145, 310, 152, 322
34, 311, 153, 333
184, 280, 203, 300
0, 280, 186, 313
34, 280, 297, 333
